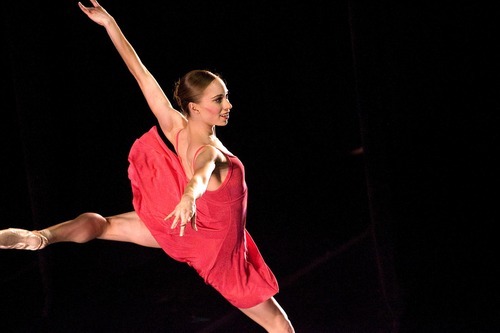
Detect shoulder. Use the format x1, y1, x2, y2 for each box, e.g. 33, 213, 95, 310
192, 144, 229, 166
193, 145, 220, 161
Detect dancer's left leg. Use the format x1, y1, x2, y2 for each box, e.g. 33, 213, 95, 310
239, 297, 295, 333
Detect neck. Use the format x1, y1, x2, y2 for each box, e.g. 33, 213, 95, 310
186, 122, 217, 142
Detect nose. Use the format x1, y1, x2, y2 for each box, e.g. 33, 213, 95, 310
224, 99, 232, 110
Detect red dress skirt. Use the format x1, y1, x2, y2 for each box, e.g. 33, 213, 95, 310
127, 126, 278, 308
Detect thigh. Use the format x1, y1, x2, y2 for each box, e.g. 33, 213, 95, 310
99, 211, 161, 248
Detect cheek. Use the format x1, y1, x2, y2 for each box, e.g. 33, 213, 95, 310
206, 105, 221, 115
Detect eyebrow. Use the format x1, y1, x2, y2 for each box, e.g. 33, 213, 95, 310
211, 91, 228, 100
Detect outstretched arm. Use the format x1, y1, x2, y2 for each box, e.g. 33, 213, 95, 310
78, 0, 187, 142
165, 146, 220, 236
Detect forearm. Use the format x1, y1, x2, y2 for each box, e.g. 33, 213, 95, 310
79, 1, 180, 136
99, 13, 178, 131
101, 16, 146, 81
182, 176, 207, 203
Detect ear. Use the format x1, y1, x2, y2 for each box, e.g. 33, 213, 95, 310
189, 102, 200, 114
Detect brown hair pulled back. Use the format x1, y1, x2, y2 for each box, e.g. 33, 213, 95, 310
173, 70, 221, 117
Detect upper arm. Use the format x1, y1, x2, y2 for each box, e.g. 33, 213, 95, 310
136, 66, 187, 141
192, 146, 218, 181
189, 146, 219, 196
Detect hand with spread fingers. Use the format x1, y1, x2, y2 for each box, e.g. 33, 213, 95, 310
165, 195, 198, 237
78, 0, 111, 27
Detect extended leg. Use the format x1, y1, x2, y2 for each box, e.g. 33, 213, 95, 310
0, 212, 106, 250
239, 297, 295, 333
0, 211, 160, 250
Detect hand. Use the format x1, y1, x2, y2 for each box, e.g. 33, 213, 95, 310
78, 0, 113, 26
165, 196, 198, 237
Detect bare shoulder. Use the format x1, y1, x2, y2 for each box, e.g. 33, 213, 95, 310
192, 144, 230, 166
193, 144, 220, 161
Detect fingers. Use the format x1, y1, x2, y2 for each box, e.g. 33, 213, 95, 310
179, 223, 187, 237
174, 219, 189, 237
167, 214, 179, 229
164, 211, 174, 221
191, 212, 198, 231
78, 0, 100, 13
166, 213, 187, 237
77, 1, 93, 15
165, 213, 197, 236
78, 2, 87, 12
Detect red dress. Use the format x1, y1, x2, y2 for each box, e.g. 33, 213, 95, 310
127, 126, 278, 308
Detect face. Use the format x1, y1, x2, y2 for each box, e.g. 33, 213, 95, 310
194, 78, 232, 126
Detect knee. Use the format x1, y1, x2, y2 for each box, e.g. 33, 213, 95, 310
78, 212, 106, 225
75, 212, 107, 240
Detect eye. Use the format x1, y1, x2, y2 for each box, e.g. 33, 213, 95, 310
213, 92, 229, 104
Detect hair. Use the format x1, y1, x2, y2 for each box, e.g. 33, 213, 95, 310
173, 70, 221, 117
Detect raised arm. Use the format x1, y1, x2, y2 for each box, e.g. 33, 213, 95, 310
78, 0, 187, 142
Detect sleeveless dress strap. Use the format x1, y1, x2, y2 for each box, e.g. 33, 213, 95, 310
192, 145, 218, 171
175, 128, 183, 152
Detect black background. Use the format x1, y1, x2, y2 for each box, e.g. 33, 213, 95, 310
1, 1, 498, 332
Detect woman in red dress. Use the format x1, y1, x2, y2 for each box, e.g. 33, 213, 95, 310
0, 1, 294, 332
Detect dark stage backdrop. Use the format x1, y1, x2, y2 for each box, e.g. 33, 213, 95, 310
1, 1, 497, 332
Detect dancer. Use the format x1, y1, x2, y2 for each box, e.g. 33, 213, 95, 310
0, 1, 295, 332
